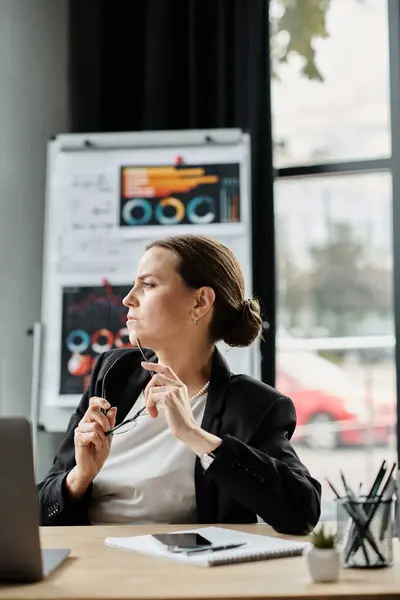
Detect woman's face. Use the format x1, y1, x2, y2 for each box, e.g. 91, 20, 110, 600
122, 246, 198, 349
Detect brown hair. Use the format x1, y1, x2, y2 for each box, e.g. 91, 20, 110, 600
146, 234, 263, 347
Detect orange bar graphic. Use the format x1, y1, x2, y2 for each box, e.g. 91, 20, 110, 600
123, 167, 205, 178
122, 174, 219, 198
143, 176, 218, 186
123, 175, 214, 187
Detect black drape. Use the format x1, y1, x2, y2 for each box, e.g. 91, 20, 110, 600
68, 0, 276, 385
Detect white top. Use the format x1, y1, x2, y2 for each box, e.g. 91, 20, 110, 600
88, 391, 208, 525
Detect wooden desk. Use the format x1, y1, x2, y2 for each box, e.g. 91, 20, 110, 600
0, 523, 399, 600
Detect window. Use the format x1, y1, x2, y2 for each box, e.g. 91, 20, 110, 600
275, 172, 393, 339
270, 0, 396, 518
270, 0, 390, 167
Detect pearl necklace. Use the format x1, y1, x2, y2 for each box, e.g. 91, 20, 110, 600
189, 381, 210, 402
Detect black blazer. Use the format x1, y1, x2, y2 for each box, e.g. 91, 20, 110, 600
37, 347, 321, 534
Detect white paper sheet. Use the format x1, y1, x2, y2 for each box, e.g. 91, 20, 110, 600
105, 526, 309, 568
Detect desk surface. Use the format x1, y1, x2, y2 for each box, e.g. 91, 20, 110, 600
0, 524, 399, 600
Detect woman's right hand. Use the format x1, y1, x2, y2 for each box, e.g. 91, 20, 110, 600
66, 398, 117, 498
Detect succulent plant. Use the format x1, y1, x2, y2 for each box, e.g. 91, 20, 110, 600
310, 524, 336, 549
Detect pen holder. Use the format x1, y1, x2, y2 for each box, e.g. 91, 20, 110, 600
336, 497, 394, 569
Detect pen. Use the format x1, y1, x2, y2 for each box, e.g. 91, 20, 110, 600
367, 460, 387, 503
338, 472, 370, 566
379, 476, 397, 540
183, 543, 246, 555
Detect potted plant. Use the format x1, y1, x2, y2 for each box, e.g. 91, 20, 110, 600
306, 524, 340, 583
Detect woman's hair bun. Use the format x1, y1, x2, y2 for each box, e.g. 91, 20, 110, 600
222, 297, 263, 347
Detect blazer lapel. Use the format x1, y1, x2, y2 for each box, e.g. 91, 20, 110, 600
195, 347, 232, 523
115, 367, 151, 424
200, 347, 232, 435
100, 350, 158, 424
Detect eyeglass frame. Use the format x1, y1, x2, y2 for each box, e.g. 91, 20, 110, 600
102, 338, 155, 437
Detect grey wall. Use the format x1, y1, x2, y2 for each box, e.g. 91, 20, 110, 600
0, 0, 69, 479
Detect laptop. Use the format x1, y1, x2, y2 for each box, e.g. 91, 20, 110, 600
0, 417, 70, 582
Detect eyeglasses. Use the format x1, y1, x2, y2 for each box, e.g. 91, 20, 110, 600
106, 406, 149, 436
103, 338, 154, 437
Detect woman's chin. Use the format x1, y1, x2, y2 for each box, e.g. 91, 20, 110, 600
128, 332, 139, 346
129, 331, 150, 348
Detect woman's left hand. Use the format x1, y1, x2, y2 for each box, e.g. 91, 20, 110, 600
141, 361, 199, 440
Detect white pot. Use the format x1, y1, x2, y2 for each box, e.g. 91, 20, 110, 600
306, 547, 340, 583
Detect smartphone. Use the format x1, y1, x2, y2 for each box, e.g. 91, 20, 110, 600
151, 533, 212, 553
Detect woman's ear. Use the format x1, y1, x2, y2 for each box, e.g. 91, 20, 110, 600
193, 286, 215, 318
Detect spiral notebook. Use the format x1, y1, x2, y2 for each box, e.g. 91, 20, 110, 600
105, 526, 309, 567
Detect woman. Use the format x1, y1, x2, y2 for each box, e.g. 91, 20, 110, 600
38, 234, 321, 534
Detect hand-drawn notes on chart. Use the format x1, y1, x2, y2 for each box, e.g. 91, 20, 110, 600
58, 232, 151, 274
60, 172, 118, 234
72, 173, 113, 193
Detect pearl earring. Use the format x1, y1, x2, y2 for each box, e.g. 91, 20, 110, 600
193, 316, 199, 325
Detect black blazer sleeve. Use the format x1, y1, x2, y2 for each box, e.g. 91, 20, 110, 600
204, 395, 321, 535
37, 352, 107, 526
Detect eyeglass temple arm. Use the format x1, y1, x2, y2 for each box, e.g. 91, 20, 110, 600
136, 338, 155, 377
105, 405, 147, 437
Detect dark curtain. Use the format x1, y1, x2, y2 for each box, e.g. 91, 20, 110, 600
68, 0, 276, 385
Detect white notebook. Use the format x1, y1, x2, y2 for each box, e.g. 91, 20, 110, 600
105, 526, 309, 567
